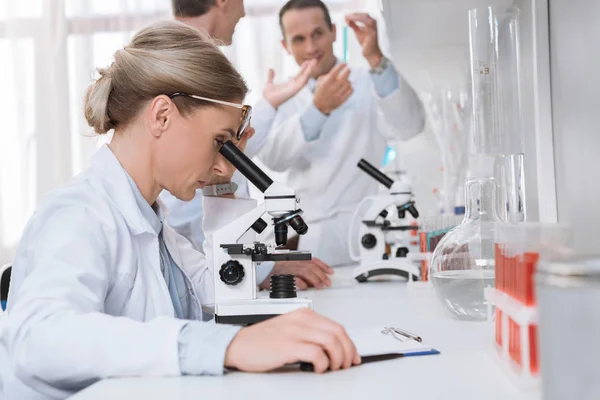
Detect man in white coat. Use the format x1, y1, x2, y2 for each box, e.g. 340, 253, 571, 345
256, 0, 425, 267
162, 0, 334, 290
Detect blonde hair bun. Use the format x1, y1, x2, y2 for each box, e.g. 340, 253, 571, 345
83, 20, 248, 135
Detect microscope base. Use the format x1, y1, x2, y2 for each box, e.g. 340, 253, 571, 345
353, 260, 420, 283
214, 298, 313, 326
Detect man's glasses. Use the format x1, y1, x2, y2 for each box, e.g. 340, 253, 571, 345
168, 92, 252, 141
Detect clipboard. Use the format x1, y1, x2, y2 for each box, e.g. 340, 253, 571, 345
300, 326, 440, 372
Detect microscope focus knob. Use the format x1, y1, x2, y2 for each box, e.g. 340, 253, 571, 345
361, 233, 377, 249
219, 260, 245, 285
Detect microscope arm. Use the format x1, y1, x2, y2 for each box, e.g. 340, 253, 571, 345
212, 204, 267, 249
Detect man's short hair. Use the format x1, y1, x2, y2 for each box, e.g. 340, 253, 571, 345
171, 0, 216, 18
279, 0, 333, 36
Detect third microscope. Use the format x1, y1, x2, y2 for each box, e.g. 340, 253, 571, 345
349, 159, 421, 282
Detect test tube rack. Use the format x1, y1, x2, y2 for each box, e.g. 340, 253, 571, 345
486, 223, 571, 386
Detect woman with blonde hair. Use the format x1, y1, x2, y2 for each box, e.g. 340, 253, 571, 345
0, 21, 359, 399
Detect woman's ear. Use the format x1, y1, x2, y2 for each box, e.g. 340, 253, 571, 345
148, 95, 175, 138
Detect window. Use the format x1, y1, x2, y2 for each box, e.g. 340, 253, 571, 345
0, 38, 36, 247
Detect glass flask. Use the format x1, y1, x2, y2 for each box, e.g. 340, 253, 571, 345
430, 156, 503, 321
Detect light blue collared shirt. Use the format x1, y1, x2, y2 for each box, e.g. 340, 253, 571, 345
300, 60, 399, 142
125, 173, 240, 376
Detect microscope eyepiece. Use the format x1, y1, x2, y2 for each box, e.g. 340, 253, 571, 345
219, 140, 273, 193
357, 159, 394, 189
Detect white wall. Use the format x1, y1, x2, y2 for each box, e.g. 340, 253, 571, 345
381, 0, 511, 216
381, 0, 555, 221
549, 0, 600, 252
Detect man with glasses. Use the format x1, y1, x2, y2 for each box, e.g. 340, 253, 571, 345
255, 0, 425, 267
161, 0, 334, 290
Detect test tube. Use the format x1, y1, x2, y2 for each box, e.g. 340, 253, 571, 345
342, 25, 349, 63
496, 309, 503, 347
529, 324, 538, 373
514, 227, 526, 303
494, 223, 506, 292
521, 223, 571, 306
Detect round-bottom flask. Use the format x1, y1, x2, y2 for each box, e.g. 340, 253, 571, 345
430, 162, 503, 321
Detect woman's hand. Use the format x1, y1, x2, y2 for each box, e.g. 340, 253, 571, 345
224, 308, 361, 373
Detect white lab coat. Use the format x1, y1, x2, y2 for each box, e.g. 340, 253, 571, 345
257, 67, 425, 267
0, 145, 226, 399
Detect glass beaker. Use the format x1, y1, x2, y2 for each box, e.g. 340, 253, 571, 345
430, 155, 503, 321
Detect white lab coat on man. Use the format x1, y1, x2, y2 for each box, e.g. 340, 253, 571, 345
257, 65, 425, 267
0, 146, 240, 399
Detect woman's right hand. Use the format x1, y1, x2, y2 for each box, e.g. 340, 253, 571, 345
224, 308, 361, 373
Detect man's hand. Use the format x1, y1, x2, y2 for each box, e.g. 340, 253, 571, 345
259, 257, 334, 290
345, 13, 384, 68
224, 308, 361, 373
263, 59, 317, 109
313, 63, 353, 115
206, 126, 255, 187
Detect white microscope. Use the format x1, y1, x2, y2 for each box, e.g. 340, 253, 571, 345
349, 159, 421, 282
211, 141, 313, 325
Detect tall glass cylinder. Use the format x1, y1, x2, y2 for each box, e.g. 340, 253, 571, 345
468, 6, 525, 222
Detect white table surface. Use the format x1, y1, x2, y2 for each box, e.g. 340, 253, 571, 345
70, 267, 540, 400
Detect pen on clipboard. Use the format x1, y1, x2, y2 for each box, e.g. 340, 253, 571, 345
382, 327, 423, 343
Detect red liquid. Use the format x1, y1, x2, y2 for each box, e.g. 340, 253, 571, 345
516, 254, 524, 303
508, 318, 522, 368
506, 255, 517, 298
529, 325, 538, 374
515, 323, 522, 367
524, 252, 540, 306
419, 231, 428, 282
496, 309, 503, 347
509, 318, 514, 362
